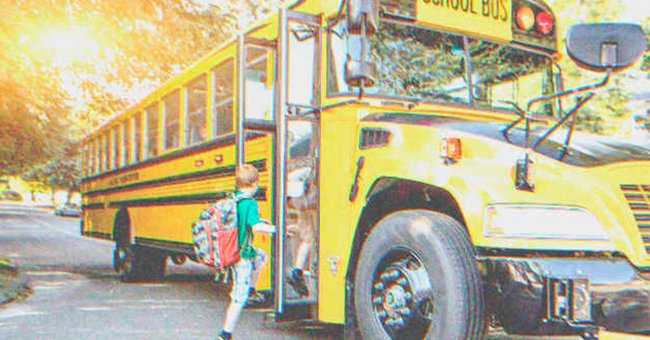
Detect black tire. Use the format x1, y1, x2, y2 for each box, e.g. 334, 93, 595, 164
112, 210, 167, 283
115, 243, 167, 283
354, 210, 486, 340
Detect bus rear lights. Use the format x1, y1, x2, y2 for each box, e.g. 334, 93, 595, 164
440, 137, 462, 163
536, 11, 554, 35
516, 6, 535, 31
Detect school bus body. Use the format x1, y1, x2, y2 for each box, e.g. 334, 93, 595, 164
81, 0, 650, 337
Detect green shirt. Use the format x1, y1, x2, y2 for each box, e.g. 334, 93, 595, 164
235, 191, 261, 260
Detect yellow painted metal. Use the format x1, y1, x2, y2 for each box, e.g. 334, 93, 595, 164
600, 330, 650, 340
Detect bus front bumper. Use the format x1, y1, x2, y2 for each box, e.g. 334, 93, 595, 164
481, 256, 650, 337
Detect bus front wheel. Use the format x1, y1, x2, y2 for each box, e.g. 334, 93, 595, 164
353, 210, 486, 339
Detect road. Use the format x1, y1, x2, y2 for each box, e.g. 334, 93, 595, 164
0, 206, 338, 340
0, 204, 579, 340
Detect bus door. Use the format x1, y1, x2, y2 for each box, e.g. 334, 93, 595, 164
237, 36, 277, 292
275, 9, 322, 319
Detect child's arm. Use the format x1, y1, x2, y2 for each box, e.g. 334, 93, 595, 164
252, 222, 276, 234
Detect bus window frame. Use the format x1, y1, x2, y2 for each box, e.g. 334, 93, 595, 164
325, 17, 557, 117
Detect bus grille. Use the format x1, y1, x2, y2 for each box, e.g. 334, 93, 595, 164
621, 184, 650, 255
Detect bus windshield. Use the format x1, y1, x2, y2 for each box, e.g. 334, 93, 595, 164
328, 21, 555, 116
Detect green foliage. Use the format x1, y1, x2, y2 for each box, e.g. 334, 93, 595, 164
22, 142, 81, 193
0, 0, 289, 177
548, 0, 649, 135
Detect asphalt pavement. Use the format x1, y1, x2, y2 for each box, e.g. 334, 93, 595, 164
0, 205, 339, 339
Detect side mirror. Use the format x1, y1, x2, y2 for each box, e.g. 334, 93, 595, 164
345, 60, 377, 87
348, 0, 378, 35
566, 23, 648, 72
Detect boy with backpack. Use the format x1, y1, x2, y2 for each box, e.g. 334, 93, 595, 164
217, 164, 276, 340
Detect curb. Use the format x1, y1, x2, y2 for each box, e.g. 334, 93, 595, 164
0, 264, 31, 306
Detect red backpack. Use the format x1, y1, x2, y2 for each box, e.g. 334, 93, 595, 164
192, 195, 241, 270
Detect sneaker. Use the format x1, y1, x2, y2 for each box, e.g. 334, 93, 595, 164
245, 291, 268, 309
287, 268, 309, 297
217, 331, 232, 340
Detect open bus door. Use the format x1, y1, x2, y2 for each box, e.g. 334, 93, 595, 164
274, 9, 322, 320
236, 34, 278, 293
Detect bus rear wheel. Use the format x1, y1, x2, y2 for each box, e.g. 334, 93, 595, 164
353, 210, 486, 339
115, 242, 167, 283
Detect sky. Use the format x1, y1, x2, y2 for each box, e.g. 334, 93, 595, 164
620, 0, 650, 22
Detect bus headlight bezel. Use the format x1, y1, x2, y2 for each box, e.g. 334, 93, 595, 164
483, 204, 610, 241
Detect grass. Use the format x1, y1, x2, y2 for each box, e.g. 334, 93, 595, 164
0, 257, 18, 291
0, 256, 31, 303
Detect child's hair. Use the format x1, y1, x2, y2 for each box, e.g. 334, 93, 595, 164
236, 164, 259, 189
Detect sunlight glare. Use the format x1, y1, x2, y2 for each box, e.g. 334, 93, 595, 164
39, 27, 99, 65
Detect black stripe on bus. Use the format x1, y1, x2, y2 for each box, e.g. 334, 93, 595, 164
108, 188, 268, 208
82, 231, 113, 241
86, 165, 235, 198
84, 159, 267, 198
82, 203, 105, 210
135, 237, 195, 255
82, 134, 236, 183
83, 131, 272, 183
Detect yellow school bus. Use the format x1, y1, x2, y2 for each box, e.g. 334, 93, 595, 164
81, 0, 650, 338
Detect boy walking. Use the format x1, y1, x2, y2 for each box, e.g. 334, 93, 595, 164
218, 164, 276, 340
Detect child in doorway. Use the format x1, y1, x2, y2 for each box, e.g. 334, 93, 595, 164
218, 164, 276, 340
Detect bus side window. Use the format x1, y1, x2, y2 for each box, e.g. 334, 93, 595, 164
104, 132, 111, 171
212, 60, 234, 137
113, 126, 121, 169
96, 138, 102, 174
186, 74, 207, 145
146, 103, 159, 159
163, 90, 181, 151
123, 119, 131, 166
134, 112, 143, 163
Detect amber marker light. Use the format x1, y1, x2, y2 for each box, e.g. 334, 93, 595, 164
516, 6, 535, 31
440, 137, 462, 162
536, 11, 553, 35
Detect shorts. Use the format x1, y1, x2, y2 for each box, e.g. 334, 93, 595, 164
230, 249, 267, 304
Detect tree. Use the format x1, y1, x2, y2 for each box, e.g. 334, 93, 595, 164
22, 142, 81, 203
548, 0, 650, 135
1, 0, 291, 177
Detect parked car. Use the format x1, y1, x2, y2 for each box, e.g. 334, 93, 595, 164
55, 203, 81, 217
1, 190, 23, 201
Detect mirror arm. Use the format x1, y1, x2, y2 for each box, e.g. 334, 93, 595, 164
531, 92, 595, 150
553, 63, 564, 116
526, 70, 611, 113
560, 111, 578, 159
358, 13, 368, 100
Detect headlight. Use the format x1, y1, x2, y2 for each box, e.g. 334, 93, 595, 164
483, 204, 610, 240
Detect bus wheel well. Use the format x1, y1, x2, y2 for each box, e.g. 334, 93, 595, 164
113, 207, 132, 245
347, 178, 467, 280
